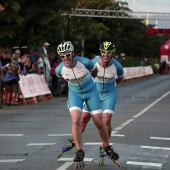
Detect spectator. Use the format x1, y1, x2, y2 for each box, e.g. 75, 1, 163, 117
3, 51, 20, 106
25, 55, 35, 74
50, 56, 58, 96
161, 60, 168, 74
39, 42, 51, 86
30, 49, 40, 73
139, 60, 144, 66
14, 49, 21, 62
0, 49, 11, 105
153, 59, 160, 75
18, 54, 28, 75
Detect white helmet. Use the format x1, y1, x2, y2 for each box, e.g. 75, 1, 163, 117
57, 41, 74, 55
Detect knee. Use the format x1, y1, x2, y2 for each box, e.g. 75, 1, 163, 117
72, 118, 81, 126
81, 114, 91, 124
95, 121, 104, 129
103, 116, 111, 127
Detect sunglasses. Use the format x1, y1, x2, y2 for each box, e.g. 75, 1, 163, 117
60, 53, 72, 59
101, 50, 113, 54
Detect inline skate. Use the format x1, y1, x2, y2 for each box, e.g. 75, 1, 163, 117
74, 150, 85, 170
105, 145, 122, 168
57, 139, 75, 158
98, 146, 107, 166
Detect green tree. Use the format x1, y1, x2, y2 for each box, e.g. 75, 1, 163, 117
0, 0, 169, 64
0, 0, 77, 48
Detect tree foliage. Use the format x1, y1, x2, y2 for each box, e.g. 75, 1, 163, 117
0, 0, 77, 48
0, 0, 169, 62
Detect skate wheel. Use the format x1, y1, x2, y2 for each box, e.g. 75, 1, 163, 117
114, 160, 122, 169
74, 161, 84, 170
98, 157, 105, 166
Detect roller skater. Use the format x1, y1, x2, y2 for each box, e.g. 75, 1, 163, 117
56, 41, 117, 169
57, 139, 75, 158
105, 145, 122, 168
74, 150, 85, 170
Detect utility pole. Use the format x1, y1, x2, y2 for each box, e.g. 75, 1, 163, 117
67, 13, 70, 41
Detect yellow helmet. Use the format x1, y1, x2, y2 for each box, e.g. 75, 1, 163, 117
99, 41, 116, 52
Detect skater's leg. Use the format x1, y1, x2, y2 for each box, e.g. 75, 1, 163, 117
91, 113, 109, 146
102, 113, 112, 138
70, 109, 82, 150
81, 111, 91, 133
60, 111, 90, 154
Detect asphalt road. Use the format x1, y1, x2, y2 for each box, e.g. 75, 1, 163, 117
0, 75, 170, 170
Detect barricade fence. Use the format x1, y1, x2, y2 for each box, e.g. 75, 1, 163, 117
3, 66, 153, 105
123, 66, 153, 80
18, 74, 53, 104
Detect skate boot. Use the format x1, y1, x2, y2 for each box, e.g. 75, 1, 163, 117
105, 145, 122, 168
74, 150, 85, 170
98, 146, 107, 166
57, 139, 75, 158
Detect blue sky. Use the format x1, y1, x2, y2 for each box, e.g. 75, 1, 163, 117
125, 0, 170, 28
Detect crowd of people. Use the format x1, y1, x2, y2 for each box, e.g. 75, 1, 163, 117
0, 42, 60, 109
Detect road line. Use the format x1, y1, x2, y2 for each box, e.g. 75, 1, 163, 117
56, 162, 74, 170
111, 134, 124, 137
27, 143, 56, 146
111, 131, 118, 134
47, 134, 72, 136
0, 159, 25, 163
114, 126, 123, 130
58, 158, 93, 162
114, 119, 134, 131
126, 161, 162, 168
121, 119, 135, 126
141, 145, 170, 151
150, 136, 170, 140
133, 91, 170, 118
0, 134, 24, 136
84, 142, 113, 145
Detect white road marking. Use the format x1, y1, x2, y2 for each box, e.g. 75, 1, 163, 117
0, 134, 24, 136
111, 134, 124, 137
114, 119, 134, 131
141, 145, 170, 151
47, 134, 72, 136
150, 136, 170, 141
121, 119, 135, 126
111, 131, 118, 134
84, 142, 113, 145
56, 162, 74, 170
27, 143, 56, 146
0, 159, 25, 163
114, 126, 123, 130
112, 91, 170, 134
126, 161, 162, 168
58, 158, 93, 162
133, 91, 170, 118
